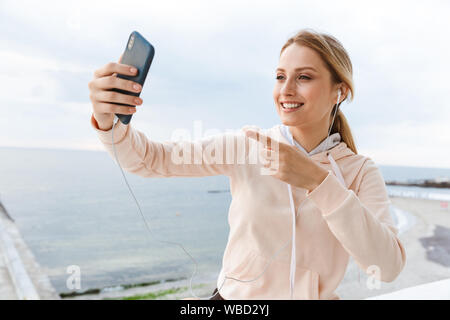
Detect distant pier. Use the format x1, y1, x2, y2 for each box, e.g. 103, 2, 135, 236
386, 177, 450, 189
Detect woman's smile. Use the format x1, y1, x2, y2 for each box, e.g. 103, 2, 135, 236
280, 102, 305, 112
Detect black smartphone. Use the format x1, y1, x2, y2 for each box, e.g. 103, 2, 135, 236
111, 31, 155, 125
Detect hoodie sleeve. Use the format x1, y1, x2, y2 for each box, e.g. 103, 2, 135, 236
90, 114, 241, 178
305, 158, 406, 282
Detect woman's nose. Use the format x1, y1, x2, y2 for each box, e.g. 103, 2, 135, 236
280, 79, 297, 95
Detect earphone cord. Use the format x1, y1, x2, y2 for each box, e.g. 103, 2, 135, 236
111, 116, 201, 299
110, 115, 307, 300
325, 92, 341, 153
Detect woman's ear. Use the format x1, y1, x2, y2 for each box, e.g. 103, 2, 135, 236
343, 86, 350, 100
338, 85, 349, 103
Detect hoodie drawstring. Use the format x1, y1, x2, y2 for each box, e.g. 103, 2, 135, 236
288, 152, 348, 299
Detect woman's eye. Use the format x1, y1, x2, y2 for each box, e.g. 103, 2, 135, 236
275, 75, 310, 80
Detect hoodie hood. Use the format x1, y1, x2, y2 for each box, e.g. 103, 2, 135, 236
275, 124, 356, 164
270, 123, 369, 193
279, 124, 341, 156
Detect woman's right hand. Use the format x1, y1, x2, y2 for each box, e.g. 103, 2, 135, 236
88, 54, 143, 130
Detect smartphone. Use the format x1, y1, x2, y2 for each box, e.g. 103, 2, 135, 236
111, 31, 155, 125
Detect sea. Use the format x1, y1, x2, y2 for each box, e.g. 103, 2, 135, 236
0, 146, 449, 295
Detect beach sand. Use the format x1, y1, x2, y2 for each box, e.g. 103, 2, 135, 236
336, 196, 450, 299
63, 196, 450, 300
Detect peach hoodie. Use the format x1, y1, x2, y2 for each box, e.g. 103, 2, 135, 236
90, 114, 406, 300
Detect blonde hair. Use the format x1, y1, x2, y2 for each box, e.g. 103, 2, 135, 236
280, 28, 357, 154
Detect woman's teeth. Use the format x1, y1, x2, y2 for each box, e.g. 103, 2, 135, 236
281, 103, 304, 109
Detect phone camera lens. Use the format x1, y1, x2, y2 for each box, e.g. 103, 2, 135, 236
128, 35, 135, 50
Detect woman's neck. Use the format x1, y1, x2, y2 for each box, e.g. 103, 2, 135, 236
288, 124, 330, 153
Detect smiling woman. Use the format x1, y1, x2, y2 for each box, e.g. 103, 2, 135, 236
273, 29, 356, 154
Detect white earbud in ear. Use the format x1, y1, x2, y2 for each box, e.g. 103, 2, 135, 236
337, 89, 342, 105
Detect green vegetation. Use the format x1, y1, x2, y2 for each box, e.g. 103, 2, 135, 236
111, 287, 187, 300
60, 288, 101, 298
104, 283, 207, 300
59, 277, 187, 299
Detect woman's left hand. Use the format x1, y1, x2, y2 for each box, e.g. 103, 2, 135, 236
244, 129, 329, 192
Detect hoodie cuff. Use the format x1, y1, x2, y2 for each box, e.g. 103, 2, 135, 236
90, 114, 129, 145
305, 170, 350, 217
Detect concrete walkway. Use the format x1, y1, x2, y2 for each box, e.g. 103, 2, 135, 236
0, 247, 17, 299
0, 201, 59, 300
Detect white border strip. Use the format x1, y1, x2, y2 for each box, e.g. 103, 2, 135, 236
366, 278, 450, 300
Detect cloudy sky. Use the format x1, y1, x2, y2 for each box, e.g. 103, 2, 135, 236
1, 0, 449, 168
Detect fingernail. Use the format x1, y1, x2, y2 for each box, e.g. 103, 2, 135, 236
133, 84, 141, 91
135, 98, 142, 104
130, 67, 137, 74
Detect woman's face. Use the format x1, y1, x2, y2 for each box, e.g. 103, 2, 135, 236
273, 44, 340, 130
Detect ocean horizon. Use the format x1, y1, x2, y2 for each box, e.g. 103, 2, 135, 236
1, 146, 449, 294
